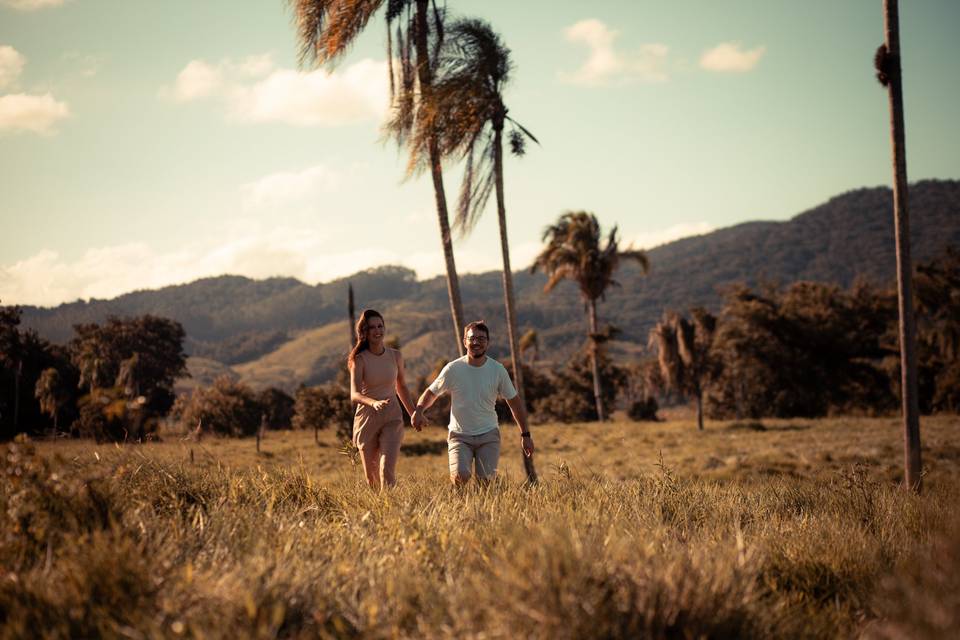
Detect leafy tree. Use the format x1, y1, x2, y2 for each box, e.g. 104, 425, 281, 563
2, 304, 80, 438
648, 308, 717, 430
706, 281, 897, 419
914, 247, 960, 412
292, 0, 467, 355
257, 387, 296, 430
70, 315, 187, 413
532, 211, 648, 421
0, 304, 25, 431
293, 383, 352, 442
176, 376, 262, 437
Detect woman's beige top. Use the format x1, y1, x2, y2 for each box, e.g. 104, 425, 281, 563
356, 347, 399, 401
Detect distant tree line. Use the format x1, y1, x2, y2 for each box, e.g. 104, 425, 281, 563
0, 312, 187, 440
2, 247, 956, 439
646, 247, 960, 422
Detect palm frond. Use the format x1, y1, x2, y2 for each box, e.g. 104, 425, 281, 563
385, 0, 405, 21
506, 115, 540, 146
619, 249, 650, 274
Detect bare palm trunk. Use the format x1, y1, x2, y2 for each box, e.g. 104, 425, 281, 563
415, 0, 465, 356
587, 300, 605, 421
882, 0, 922, 492
493, 120, 536, 483
695, 387, 703, 431
13, 360, 21, 430
348, 283, 356, 348
492, 123, 524, 405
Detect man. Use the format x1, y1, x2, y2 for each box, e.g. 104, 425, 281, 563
412, 321, 534, 484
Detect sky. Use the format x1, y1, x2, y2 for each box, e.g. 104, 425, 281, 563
1, 0, 958, 308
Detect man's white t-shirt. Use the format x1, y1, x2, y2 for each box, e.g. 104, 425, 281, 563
427, 356, 518, 436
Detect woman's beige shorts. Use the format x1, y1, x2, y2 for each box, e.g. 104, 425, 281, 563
448, 428, 501, 480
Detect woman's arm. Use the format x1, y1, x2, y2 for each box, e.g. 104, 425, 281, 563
394, 350, 417, 417
350, 357, 390, 411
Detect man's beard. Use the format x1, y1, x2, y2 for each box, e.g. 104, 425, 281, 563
469, 345, 486, 358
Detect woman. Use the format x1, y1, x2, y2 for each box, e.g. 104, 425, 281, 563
348, 309, 418, 489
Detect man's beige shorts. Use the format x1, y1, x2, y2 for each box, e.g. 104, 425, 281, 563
448, 428, 501, 480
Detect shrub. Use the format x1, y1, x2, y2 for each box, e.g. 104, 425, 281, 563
176, 376, 262, 437
627, 397, 660, 421
293, 383, 352, 440
73, 388, 158, 442
533, 352, 627, 423
257, 387, 295, 429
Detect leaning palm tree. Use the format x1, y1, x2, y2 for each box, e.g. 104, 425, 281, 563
411, 18, 538, 407
532, 211, 649, 421
291, 0, 466, 355
875, 0, 921, 492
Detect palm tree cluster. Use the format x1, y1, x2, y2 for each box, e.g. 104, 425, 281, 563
290, 5, 534, 391
288, 2, 922, 490
648, 308, 717, 431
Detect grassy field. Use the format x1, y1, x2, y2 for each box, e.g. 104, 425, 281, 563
2, 415, 959, 638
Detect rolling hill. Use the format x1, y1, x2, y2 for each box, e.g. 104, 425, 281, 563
18, 179, 960, 391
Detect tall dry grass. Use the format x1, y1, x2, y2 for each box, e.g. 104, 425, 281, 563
2, 417, 958, 639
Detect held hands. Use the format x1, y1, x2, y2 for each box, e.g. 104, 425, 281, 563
410, 408, 426, 431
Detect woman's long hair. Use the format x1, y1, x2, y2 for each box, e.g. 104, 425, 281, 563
348, 309, 385, 368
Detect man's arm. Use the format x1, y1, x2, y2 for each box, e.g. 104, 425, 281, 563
505, 394, 534, 457
411, 388, 439, 429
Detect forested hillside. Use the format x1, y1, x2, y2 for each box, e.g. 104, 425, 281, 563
19, 179, 960, 390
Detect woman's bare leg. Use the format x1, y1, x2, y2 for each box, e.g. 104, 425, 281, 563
379, 421, 404, 488
359, 444, 381, 488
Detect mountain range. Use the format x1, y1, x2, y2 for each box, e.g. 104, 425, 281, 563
19, 179, 960, 392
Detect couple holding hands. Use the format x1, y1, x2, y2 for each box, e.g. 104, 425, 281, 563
348, 309, 535, 490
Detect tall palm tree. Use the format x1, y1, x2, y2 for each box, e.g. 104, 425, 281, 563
291, 0, 466, 355
875, 0, 921, 492
532, 211, 649, 421
411, 18, 538, 407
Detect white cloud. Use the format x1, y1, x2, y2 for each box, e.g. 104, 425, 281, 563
700, 42, 766, 73
560, 19, 669, 86
163, 54, 388, 127
631, 222, 715, 250
166, 60, 224, 102
0, 92, 70, 134
241, 164, 343, 209
1, 0, 66, 10
0, 45, 71, 135
0, 46, 25, 89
